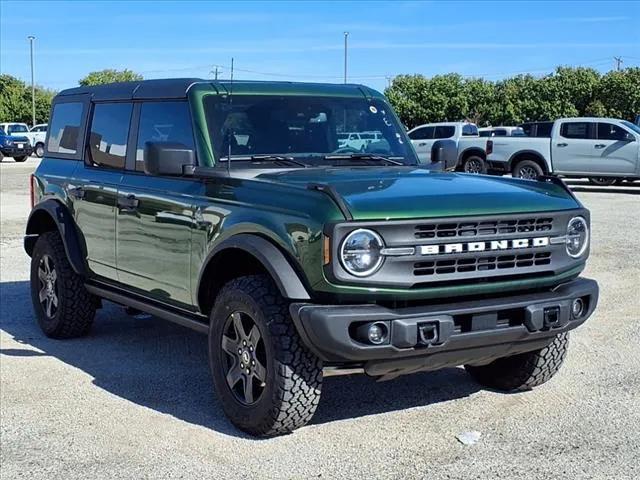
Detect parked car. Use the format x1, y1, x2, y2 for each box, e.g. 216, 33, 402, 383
337, 131, 382, 151
479, 126, 526, 137
28, 124, 48, 157
24, 79, 598, 437
407, 122, 487, 173
519, 121, 554, 138
0, 126, 32, 162
486, 117, 640, 183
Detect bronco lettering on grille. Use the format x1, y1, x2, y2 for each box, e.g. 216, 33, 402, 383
419, 237, 550, 255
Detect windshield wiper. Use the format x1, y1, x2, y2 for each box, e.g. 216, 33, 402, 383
219, 155, 309, 167
322, 153, 405, 166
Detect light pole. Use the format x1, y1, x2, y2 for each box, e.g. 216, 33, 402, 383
27, 35, 36, 127
343, 32, 349, 84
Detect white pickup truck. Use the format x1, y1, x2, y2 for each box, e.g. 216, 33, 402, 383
0, 122, 48, 157
486, 117, 640, 184
407, 122, 488, 173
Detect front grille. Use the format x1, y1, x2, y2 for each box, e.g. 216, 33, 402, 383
414, 252, 552, 276
414, 217, 553, 239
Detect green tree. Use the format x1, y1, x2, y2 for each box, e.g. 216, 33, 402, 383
0, 74, 56, 125
79, 69, 143, 86
597, 68, 640, 120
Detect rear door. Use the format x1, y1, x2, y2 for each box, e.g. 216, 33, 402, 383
408, 126, 434, 162
551, 121, 596, 174
116, 101, 198, 308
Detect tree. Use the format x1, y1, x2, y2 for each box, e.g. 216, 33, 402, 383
597, 68, 640, 120
0, 74, 56, 125
79, 69, 143, 86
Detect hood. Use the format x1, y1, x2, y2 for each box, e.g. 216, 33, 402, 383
257, 167, 579, 220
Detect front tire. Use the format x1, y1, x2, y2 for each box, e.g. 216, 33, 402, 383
588, 177, 620, 186
209, 275, 323, 436
465, 333, 569, 391
512, 159, 544, 179
462, 155, 487, 174
13, 156, 28, 162
30, 231, 97, 338
35, 142, 45, 158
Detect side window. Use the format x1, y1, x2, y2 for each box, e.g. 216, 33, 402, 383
88, 103, 132, 169
597, 123, 628, 141
434, 125, 455, 139
47, 102, 84, 155
409, 127, 433, 140
462, 124, 478, 136
560, 122, 592, 139
493, 129, 507, 136
136, 102, 195, 172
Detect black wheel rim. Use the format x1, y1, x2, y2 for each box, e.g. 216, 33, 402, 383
221, 311, 267, 405
38, 254, 58, 318
464, 159, 482, 173
519, 166, 538, 179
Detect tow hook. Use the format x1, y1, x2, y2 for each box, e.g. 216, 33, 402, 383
418, 322, 439, 345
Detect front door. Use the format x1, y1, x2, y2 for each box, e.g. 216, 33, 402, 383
589, 122, 639, 175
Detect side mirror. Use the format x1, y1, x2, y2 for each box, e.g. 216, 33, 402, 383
431, 139, 458, 171
144, 142, 195, 176
59, 125, 79, 151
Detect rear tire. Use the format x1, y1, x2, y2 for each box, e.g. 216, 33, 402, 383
35, 143, 45, 158
461, 155, 487, 174
512, 159, 544, 179
465, 333, 569, 391
30, 231, 97, 338
13, 156, 28, 162
588, 177, 619, 186
209, 274, 323, 436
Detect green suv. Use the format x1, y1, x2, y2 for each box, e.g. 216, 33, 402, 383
25, 79, 599, 436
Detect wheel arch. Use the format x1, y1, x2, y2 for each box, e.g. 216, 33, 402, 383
458, 147, 487, 162
197, 234, 311, 316
24, 199, 88, 276
509, 151, 549, 174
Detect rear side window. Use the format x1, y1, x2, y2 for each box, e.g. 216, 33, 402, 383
493, 129, 507, 136
597, 123, 628, 141
462, 124, 478, 136
88, 103, 132, 169
408, 127, 433, 140
136, 101, 195, 172
434, 126, 455, 139
47, 102, 84, 154
560, 122, 592, 139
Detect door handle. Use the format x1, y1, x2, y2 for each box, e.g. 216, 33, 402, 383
68, 186, 85, 200
556, 143, 568, 147
418, 142, 427, 147
594, 144, 606, 149
118, 194, 139, 210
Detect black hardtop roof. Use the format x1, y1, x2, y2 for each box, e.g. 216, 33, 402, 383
56, 78, 382, 102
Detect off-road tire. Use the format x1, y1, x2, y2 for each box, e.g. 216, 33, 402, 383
209, 274, 323, 436
465, 333, 569, 391
512, 159, 544, 179
13, 156, 28, 162
35, 142, 45, 158
30, 231, 96, 338
462, 155, 487, 174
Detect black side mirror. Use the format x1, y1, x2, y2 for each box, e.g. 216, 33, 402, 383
431, 139, 458, 171
59, 125, 79, 151
144, 142, 195, 176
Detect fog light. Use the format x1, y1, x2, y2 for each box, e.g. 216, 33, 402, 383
571, 298, 585, 318
368, 322, 388, 345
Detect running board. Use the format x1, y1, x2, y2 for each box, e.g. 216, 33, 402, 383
85, 283, 209, 334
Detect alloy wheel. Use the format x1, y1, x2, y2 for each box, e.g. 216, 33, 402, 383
464, 159, 483, 174
38, 254, 58, 318
221, 311, 268, 405
518, 166, 539, 179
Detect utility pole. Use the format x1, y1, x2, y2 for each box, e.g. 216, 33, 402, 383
386, 76, 394, 88
212, 66, 219, 80
614, 56, 623, 71
343, 32, 349, 84
27, 35, 36, 127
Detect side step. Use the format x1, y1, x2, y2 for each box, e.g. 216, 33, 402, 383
85, 283, 209, 334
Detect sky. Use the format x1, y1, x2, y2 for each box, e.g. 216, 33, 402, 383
1, 0, 639, 92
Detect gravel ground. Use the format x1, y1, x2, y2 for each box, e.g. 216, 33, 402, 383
1, 157, 639, 479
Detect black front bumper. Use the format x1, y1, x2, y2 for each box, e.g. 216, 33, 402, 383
0, 145, 33, 156
291, 278, 598, 377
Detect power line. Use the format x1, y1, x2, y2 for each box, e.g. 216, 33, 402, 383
614, 56, 623, 71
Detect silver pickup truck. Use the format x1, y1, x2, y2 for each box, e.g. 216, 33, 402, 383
486, 117, 640, 185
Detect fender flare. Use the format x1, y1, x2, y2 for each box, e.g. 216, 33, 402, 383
457, 147, 486, 163
507, 150, 550, 173
197, 233, 311, 302
24, 199, 88, 276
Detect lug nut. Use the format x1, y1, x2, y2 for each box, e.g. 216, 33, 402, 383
249, 346, 253, 352
245, 369, 250, 375
240, 362, 244, 369
251, 360, 255, 366
243, 340, 247, 346
238, 348, 242, 354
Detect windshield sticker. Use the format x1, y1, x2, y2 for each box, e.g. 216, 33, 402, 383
369, 105, 378, 114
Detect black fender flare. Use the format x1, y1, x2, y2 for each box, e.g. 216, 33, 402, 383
24, 199, 88, 276
507, 150, 549, 173
457, 147, 486, 164
197, 233, 311, 302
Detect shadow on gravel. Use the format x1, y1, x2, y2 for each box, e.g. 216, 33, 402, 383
565, 180, 640, 195
0, 280, 481, 438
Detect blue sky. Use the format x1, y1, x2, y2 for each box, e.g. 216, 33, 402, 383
1, 0, 639, 92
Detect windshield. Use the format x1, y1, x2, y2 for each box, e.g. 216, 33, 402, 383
621, 120, 640, 135
8, 124, 28, 134
203, 95, 418, 166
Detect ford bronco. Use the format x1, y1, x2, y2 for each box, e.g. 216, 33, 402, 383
25, 79, 598, 436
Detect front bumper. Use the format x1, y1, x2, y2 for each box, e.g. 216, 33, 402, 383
291, 278, 598, 377
0, 145, 33, 156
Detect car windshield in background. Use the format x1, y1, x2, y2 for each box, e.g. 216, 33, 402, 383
8, 124, 28, 134
621, 120, 640, 135
203, 95, 418, 166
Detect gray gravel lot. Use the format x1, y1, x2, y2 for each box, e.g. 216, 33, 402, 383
1, 157, 639, 479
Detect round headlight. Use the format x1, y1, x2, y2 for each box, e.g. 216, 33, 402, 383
566, 216, 589, 258
340, 229, 384, 277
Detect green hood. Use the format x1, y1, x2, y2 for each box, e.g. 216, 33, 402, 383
258, 167, 580, 220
